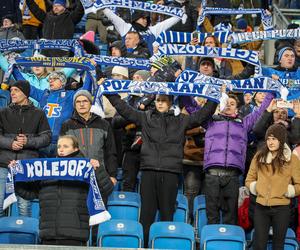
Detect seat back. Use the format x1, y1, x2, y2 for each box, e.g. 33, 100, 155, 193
149, 222, 195, 250
0, 216, 39, 244
200, 224, 246, 250
193, 195, 208, 238
107, 191, 141, 221
173, 194, 189, 223
97, 219, 143, 248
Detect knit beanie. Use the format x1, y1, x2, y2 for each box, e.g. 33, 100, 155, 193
151, 56, 174, 71
278, 46, 296, 62
112, 66, 129, 79
10, 80, 30, 98
236, 18, 248, 30
48, 71, 67, 86
73, 90, 93, 106
53, 0, 66, 7
133, 70, 150, 81
199, 57, 215, 68
265, 123, 287, 146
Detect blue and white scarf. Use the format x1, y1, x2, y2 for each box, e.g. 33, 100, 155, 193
155, 30, 232, 46
156, 44, 262, 75
96, 79, 222, 102
80, 0, 185, 18
19, 0, 31, 20
197, 7, 273, 31
0, 39, 84, 57
87, 54, 150, 70
4, 158, 111, 226
177, 70, 289, 100
229, 28, 300, 44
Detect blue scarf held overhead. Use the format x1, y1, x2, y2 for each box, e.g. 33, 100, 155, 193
80, 0, 185, 19
4, 158, 111, 226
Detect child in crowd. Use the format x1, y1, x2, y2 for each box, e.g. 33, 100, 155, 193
246, 124, 300, 250
13, 135, 103, 246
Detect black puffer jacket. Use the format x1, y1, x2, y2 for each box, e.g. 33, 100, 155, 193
0, 102, 51, 168
16, 151, 94, 242
107, 95, 217, 173
25, 0, 84, 56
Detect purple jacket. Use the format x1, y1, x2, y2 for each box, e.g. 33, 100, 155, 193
204, 93, 274, 173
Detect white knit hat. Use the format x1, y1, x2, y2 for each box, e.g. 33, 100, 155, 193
112, 66, 129, 79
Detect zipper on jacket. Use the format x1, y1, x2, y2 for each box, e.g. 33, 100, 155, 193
224, 121, 230, 167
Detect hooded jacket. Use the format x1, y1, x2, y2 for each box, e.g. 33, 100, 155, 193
107, 94, 217, 173
0, 102, 51, 168
203, 93, 274, 173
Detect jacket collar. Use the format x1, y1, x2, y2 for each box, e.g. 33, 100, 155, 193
264, 143, 292, 164
9, 101, 34, 111
73, 111, 98, 124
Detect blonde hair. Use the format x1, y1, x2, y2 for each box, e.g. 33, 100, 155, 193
58, 135, 79, 149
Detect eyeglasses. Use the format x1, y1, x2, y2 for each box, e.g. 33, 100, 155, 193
49, 77, 59, 81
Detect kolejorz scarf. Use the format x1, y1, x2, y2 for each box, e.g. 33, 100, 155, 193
4, 158, 111, 226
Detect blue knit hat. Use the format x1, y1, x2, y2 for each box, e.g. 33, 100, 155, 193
236, 18, 247, 30
278, 46, 295, 62
53, 0, 66, 7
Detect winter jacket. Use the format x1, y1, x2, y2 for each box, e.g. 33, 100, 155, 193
25, 0, 84, 56
15, 151, 103, 242
0, 102, 51, 168
0, 26, 25, 40
203, 93, 274, 173
107, 94, 217, 174
245, 148, 300, 206
60, 112, 118, 180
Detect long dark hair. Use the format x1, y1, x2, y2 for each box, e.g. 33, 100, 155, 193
256, 142, 286, 174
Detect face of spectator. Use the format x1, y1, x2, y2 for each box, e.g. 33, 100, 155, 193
150, 67, 158, 76
280, 50, 295, 69
294, 40, 300, 57
125, 33, 139, 49
133, 74, 144, 81
53, 4, 66, 15
136, 16, 148, 28
155, 95, 171, 113
111, 47, 122, 57
10, 87, 27, 105
49, 75, 63, 90
266, 135, 280, 152
243, 93, 252, 105
75, 95, 91, 117
199, 61, 214, 76
254, 92, 265, 105
2, 18, 13, 28
112, 73, 127, 80
222, 97, 238, 116
57, 137, 79, 157
273, 108, 288, 123
32, 66, 46, 77
204, 37, 216, 47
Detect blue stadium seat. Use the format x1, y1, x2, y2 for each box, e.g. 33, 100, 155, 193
149, 222, 195, 250
97, 219, 143, 248
173, 194, 189, 223
249, 227, 299, 250
113, 168, 123, 191
0, 216, 39, 244
107, 191, 141, 221
9, 200, 40, 219
200, 224, 246, 250
193, 195, 207, 239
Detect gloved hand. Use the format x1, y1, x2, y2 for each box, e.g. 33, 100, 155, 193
285, 184, 295, 198
249, 181, 257, 195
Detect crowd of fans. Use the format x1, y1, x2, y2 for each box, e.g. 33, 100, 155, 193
0, 0, 300, 249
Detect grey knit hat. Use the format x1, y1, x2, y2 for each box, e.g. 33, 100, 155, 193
133, 70, 150, 81
48, 71, 67, 86
73, 90, 93, 106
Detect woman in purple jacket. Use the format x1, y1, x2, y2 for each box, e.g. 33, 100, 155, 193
203, 92, 274, 225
